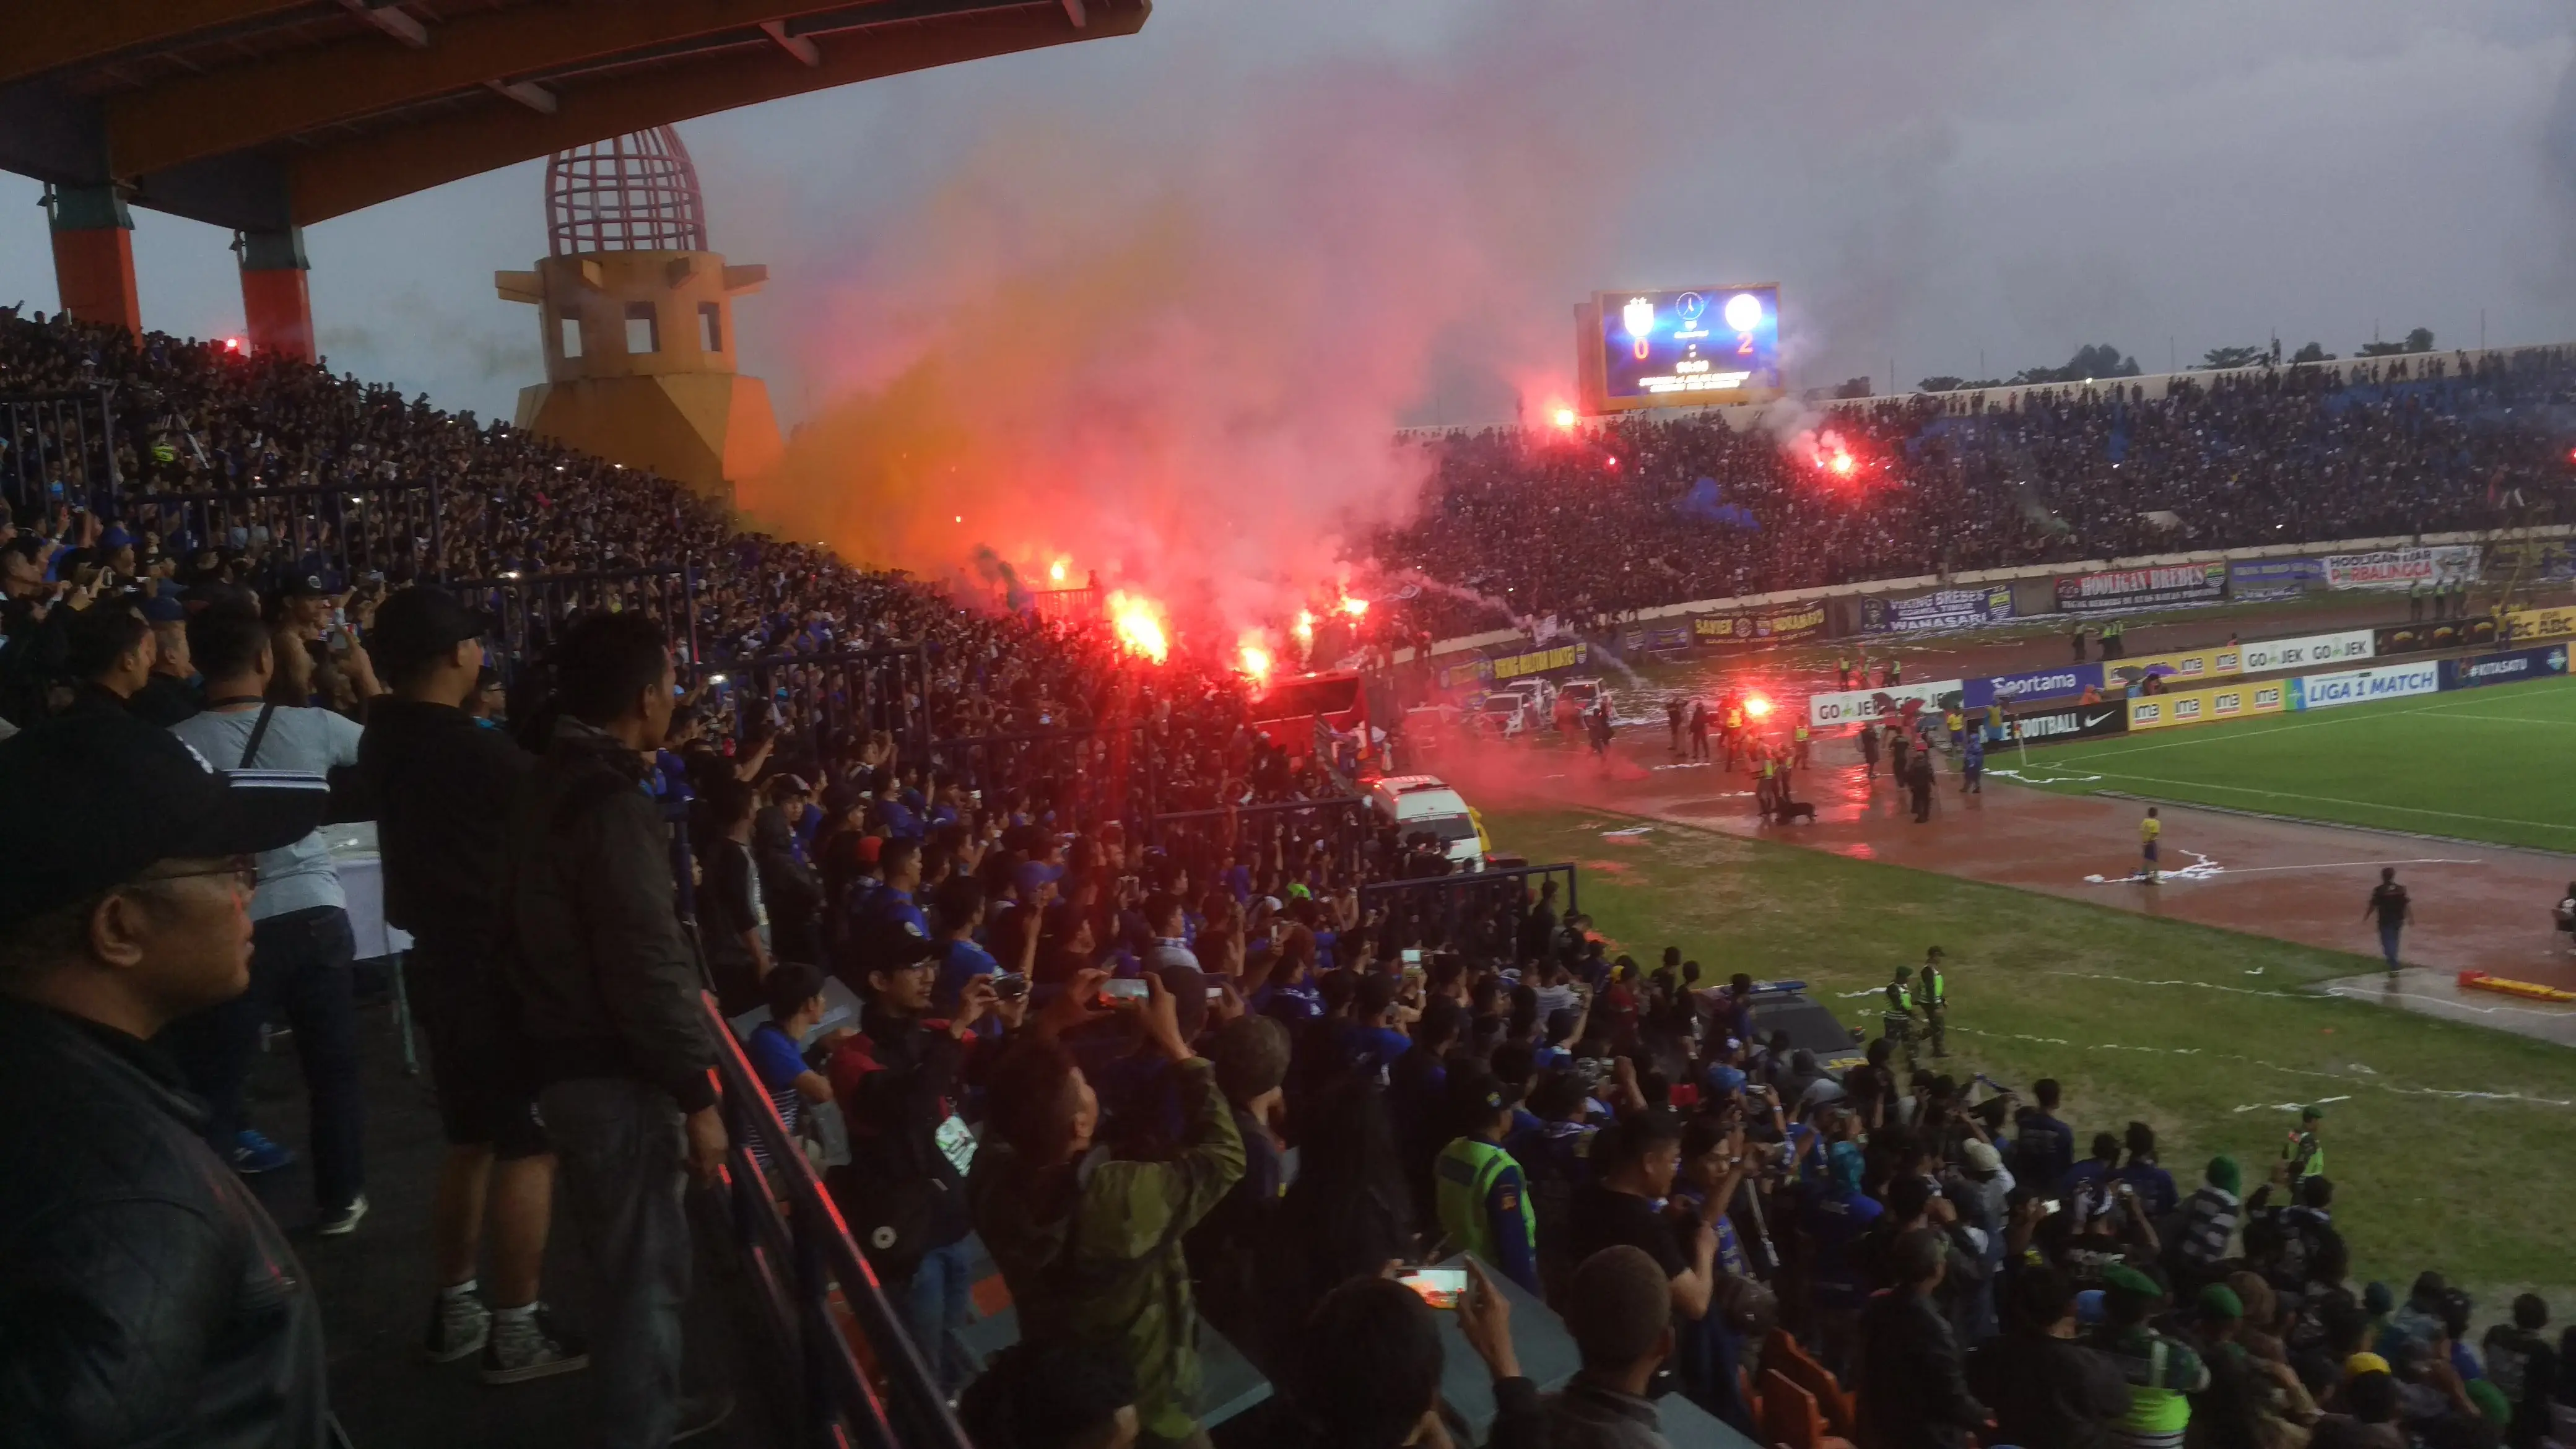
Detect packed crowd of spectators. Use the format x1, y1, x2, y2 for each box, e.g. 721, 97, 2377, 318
5, 306, 2574, 1449
1376, 349, 2576, 638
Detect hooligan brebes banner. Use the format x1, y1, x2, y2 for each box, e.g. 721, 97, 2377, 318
1806, 679, 1965, 728
2320, 545, 2480, 591
1692, 602, 1829, 648
1860, 586, 2015, 633
2287, 661, 2442, 711
2128, 680, 2288, 731
2054, 562, 2228, 613
2238, 629, 2374, 674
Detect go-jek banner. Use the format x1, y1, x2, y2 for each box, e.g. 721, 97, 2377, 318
2237, 628, 2373, 674
1805, 679, 1965, 728
2287, 661, 2442, 711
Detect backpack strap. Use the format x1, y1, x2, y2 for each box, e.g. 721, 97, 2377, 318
237, 703, 278, 770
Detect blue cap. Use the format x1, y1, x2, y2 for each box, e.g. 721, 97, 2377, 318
99, 525, 133, 550
141, 594, 187, 624
1015, 860, 1063, 895
2077, 1289, 2107, 1326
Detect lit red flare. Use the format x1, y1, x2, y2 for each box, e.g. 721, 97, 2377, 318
1744, 694, 1772, 718
1107, 590, 1169, 663
1238, 641, 1273, 687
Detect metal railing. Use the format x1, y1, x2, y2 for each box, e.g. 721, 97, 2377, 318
449, 562, 701, 680
121, 478, 443, 588
698, 994, 974, 1449
729, 646, 933, 760
925, 724, 1160, 837
0, 386, 120, 520
1359, 861, 1580, 960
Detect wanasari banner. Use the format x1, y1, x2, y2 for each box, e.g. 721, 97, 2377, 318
1691, 602, 1828, 648
2372, 617, 2498, 657
2440, 643, 2570, 690
2505, 604, 2576, 642
2128, 680, 2288, 731
1860, 587, 2015, 634
2239, 628, 2374, 674
2287, 661, 2442, 711
2227, 557, 2326, 601
2320, 545, 2480, 591
1999, 701, 2130, 743
2104, 645, 2241, 691
2055, 562, 2228, 613
1806, 679, 1965, 728
1964, 664, 2102, 711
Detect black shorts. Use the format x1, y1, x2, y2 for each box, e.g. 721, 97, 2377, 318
411, 947, 551, 1160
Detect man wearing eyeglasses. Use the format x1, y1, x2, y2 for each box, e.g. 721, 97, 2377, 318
0, 710, 334, 1445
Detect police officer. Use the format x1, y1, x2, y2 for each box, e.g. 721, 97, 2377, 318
1857, 718, 1881, 780
1722, 697, 1745, 772
1881, 965, 1919, 1073
1792, 720, 1811, 770
1918, 947, 1949, 1059
2283, 1103, 2326, 1186
1836, 654, 1854, 690
1433, 1069, 1539, 1292
1756, 745, 1782, 820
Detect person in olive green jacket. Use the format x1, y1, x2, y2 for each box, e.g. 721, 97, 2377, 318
968, 970, 1246, 1448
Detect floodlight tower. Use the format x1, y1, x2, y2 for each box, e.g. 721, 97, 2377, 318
495, 126, 780, 502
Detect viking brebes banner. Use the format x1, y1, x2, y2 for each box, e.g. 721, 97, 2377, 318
2053, 562, 2228, 612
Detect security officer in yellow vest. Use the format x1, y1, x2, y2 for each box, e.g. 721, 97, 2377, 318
1882, 965, 1920, 1073
1721, 700, 1746, 771
1919, 947, 1950, 1059
1791, 720, 1811, 770
1433, 1068, 1540, 1293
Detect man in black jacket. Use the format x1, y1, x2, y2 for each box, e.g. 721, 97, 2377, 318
0, 710, 333, 1446
500, 610, 729, 1448
1856, 1228, 1991, 1449
360, 584, 584, 1382
1967, 1263, 2133, 1449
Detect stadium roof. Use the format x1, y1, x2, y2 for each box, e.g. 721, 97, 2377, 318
0, 0, 1149, 233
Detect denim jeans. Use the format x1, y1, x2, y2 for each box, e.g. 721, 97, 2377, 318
2380, 921, 2403, 968
165, 904, 365, 1211
899, 1237, 975, 1396
541, 1077, 692, 1449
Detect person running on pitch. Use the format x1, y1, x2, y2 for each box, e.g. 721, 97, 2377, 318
2140, 807, 2162, 885
1918, 949, 1949, 1059
1882, 965, 1920, 1074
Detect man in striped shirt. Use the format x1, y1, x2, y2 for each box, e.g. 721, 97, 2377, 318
2172, 1156, 2243, 1283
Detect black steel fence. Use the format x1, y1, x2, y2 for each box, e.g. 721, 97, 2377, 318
450, 562, 701, 679
0, 387, 120, 521
120, 479, 443, 588
1359, 861, 1578, 962
729, 646, 934, 762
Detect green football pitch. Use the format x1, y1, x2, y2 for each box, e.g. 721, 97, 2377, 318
2001, 674, 2576, 851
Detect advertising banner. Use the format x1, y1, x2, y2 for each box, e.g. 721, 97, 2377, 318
1999, 702, 2130, 743
1618, 622, 1695, 653
1806, 679, 1966, 728
2372, 617, 2499, 658
1439, 641, 1588, 691
2440, 643, 2570, 690
2320, 545, 2480, 591
1860, 586, 2015, 634
2487, 539, 2576, 583
2239, 628, 2374, 674
1691, 601, 1829, 648
2128, 679, 2288, 731
2505, 604, 2576, 642
1964, 664, 2102, 711
2227, 557, 2326, 601
2286, 662, 2442, 711
2104, 644, 2241, 692
2054, 562, 2229, 613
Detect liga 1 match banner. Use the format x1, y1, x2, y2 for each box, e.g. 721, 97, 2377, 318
2226, 557, 2326, 601
2505, 604, 2576, 642
2371, 616, 2498, 658
2054, 562, 2228, 613
2128, 679, 2288, 731
2104, 643, 2241, 691
1805, 679, 1965, 728
1691, 601, 1829, 648
1963, 663, 2102, 711
2237, 628, 2374, 674
2286, 661, 2442, 711
2320, 544, 2480, 591
1859, 586, 2015, 634
1998, 700, 2129, 743
2440, 643, 2569, 691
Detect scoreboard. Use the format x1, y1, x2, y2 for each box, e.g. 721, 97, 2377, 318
1575, 284, 1784, 414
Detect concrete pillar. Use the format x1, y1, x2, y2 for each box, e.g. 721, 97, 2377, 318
236, 226, 315, 363
43, 185, 141, 335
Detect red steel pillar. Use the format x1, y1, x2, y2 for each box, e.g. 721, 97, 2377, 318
43, 185, 141, 335
237, 226, 315, 363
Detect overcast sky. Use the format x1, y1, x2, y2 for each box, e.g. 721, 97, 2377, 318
4, 0, 2573, 430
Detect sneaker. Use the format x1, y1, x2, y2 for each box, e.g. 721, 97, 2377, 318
315, 1193, 368, 1237
229, 1129, 296, 1175
669, 1391, 735, 1443
423, 1292, 492, 1364
480, 1306, 591, 1385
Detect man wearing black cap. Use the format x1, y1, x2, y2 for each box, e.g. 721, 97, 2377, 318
359, 585, 586, 1383
0, 711, 334, 1443
128, 592, 202, 726
499, 609, 729, 1447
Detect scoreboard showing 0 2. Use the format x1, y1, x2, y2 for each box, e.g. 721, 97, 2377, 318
1576, 284, 1785, 414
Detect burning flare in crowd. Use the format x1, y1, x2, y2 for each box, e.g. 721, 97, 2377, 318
1048, 557, 1071, 585
1108, 591, 1170, 664
1293, 609, 1316, 643
1338, 594, 1369, 619
1238, 640, 1274, 688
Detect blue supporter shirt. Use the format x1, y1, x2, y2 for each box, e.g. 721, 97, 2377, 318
935, 938, 1001, 1016
744, 1022, 809, 1166
1339, 1022, 1412, 1082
